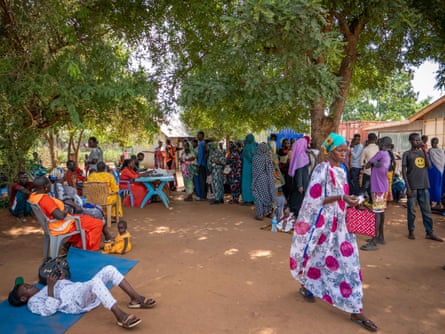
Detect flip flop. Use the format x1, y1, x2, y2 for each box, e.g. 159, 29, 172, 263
117, 314, 142, 329
360, 243, 378, 251
299, 287, 315, 303
128, 297, 157, 309
350, 316, 378, 332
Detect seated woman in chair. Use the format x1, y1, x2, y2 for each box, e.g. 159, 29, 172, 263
119, 159, 148, 207
87, 161, 123, 219
29, 176, 104, 251
66, 160, 85, 196
9, 172, 34, 222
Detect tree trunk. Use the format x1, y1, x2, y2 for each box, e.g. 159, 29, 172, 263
67, 129, 84, 163
310, 13, 365, 150
45, 130, 58, 168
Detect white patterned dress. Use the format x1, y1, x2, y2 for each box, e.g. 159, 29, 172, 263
289, 161, 363, 313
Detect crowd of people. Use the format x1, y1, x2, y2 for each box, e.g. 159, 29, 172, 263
5, 131, 445, 331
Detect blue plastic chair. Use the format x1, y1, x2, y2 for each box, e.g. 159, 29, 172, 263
112, 169, 134, 207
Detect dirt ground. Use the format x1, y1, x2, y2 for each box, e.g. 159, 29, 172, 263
1, 191, 445, 334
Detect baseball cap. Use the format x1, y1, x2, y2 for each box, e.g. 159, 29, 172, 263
8, 276, 26, 307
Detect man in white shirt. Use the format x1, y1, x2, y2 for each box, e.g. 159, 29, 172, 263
349, 134, 364, 195
360, 133, 379, 202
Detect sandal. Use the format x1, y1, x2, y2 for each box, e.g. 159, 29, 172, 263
128, 297, 157, 309
117, 314, 142, 329
350, 315, 378, 332
299, 287, 315, 303
360, 242, 378, 251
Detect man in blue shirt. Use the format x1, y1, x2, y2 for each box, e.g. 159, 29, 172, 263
197, 131, 207, 200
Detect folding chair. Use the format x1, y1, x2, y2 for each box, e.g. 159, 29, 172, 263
83, 182, 119, 227
112, 169, 134, 207
29, 201, 86, 259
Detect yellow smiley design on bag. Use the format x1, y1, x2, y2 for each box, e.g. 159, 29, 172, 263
415, 157, 425, 168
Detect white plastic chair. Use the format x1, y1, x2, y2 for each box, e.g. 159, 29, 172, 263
29, 201, 86, 259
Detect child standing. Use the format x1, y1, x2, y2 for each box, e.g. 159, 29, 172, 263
275, 186, 286, 220
103, 220, 132, 255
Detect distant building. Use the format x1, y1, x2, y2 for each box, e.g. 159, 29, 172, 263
363, 95, 445, 153
337, 120, 384, 143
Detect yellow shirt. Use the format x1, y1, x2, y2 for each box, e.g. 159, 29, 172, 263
103, 231, 132, 254
87, 172, 122, 217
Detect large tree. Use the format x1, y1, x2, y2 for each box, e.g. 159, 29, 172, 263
175, 0, 343, 139
148, 0, 439, 147
0, 0, 161, 175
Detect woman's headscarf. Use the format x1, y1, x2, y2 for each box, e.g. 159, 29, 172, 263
256, 142, 268, 155
252, 143, 273, 174
288, 138, 310, 177
322, 132, 347, 153
207, 141, 216, 151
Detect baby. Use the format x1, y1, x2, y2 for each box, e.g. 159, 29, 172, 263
103, 220, 132, 255
276, 206, 295, 233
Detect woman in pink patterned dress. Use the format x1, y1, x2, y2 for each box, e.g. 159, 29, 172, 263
289, 132, 378, 332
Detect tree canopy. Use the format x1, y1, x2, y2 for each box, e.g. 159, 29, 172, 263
0, 0, 161, 174
2, 0, 445, 177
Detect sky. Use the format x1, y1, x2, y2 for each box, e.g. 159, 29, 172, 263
412, 61, 444, 102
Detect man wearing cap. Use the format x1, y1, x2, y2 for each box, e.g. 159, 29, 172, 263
8, 265, 156, 329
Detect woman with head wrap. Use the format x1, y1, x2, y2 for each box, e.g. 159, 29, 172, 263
226, 141, 242, 204
208, 142, 226, 204
241, 134, 257, 205
180, 141, 196, 201
252, 142, 276, 220
289, 133, 378, 332
288, 138, 311, 216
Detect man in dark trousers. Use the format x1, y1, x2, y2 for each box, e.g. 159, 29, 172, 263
402, 133, 442, 241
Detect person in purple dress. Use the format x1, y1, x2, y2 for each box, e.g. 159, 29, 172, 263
361, 137, 392, 251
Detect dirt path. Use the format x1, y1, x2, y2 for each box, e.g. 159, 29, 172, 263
1, 193, 445, 334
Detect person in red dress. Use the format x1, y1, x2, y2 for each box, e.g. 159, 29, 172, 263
119, 159, 148, 207
66, 160, 85, 196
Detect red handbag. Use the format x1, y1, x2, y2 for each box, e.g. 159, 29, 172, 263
346, 207, 376, 237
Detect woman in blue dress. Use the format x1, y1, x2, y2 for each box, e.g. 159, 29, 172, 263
241, 134, 256, 205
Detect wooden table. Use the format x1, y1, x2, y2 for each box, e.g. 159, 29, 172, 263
135, 175, 174, 208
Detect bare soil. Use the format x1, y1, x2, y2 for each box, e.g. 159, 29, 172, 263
1, 193, 445, 334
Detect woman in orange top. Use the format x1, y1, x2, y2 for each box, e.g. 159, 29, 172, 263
29, 176, 104, 251
119, 159, 148, 207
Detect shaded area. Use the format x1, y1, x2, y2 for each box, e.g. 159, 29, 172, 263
0, 194, 444, 334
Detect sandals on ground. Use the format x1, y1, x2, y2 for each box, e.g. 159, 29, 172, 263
299, 287, 315, 303
117, 314, 142, 329
128, 297, 157, 309
360, 242, 378, 251
350, 315, 378, 332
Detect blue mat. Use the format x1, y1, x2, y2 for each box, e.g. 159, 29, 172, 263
0, 247, 138, 334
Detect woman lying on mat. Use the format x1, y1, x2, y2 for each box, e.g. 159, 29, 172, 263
8, 265, 156, 329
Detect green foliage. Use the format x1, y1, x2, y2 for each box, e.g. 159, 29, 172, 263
177, 0, 343, 135
343, 70, 427, 121
0, 1, 161, 177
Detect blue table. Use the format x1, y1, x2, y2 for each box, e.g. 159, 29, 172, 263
135, 175, 174, 208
